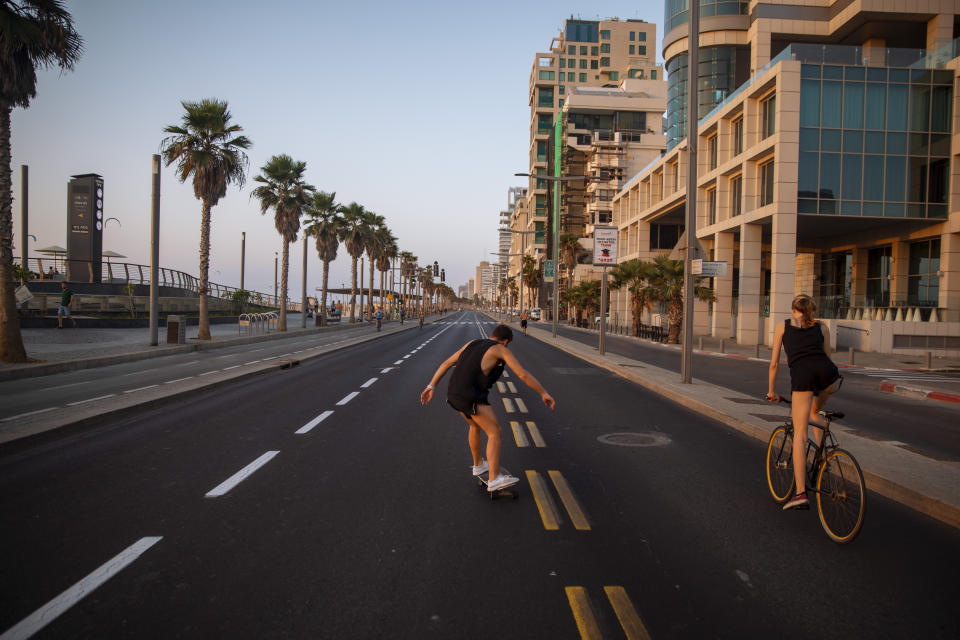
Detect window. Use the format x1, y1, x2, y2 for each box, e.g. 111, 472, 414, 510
866, 246, 892, 307
537, 114, 552, 133
629, 69, 643, 79
560, 58, 566, 69
707, 188, 717, 225
761, 94, 776, 139
708, 135, 718, 170
650, 223, 682, 250
908, 239, 941, 306
601, 30, 610, 40
568, 45, 575, 55
591, 60, 598, 70
579, 73, 587, 83
732, 117, 744, 155
536, 141, 547, 161
568, 58, 576, 68
629, 45, 635, 55
600, 57, 610, 67
601, 43, 610, 53
638, 46, 646, 56
637, 31, 647, 41
559, 85, 565, 95
580, 59, 588, 69
650, 70, 656, 80
538, 71, 554, 81
630, 32, 635, 41
671, 161, 679, 192
538, 88, 553, 108
730, 175, 742, 217
580, 46, 587, 55
591, 46, 598, 56
609, 71, 618, 81
759, 160, 775, 206
567, 72, 575, 82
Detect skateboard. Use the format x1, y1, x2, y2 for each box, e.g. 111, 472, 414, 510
476, 468, 520, 500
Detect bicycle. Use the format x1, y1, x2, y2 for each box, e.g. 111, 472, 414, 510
764, 396, 866, 543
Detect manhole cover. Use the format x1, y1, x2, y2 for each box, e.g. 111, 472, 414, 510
598, 432, 671, 447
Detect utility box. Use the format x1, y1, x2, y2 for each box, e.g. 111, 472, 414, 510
166, 315, 185, 344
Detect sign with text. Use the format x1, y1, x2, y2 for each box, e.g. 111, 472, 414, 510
691, 259, 728, 277
592, 226, 619, 266
543, 259, 554, 282
66, 173, 104, 283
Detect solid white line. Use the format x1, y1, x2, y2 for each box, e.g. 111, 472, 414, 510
205, 451, 279, 498
0, 407, 58, 423
123, 384, 158, 394
66, 394, 115, 406
223, 365, 241, 370
39, 380, 92, 392
0, 536, 163, 640
164, 377, 194, 385
361, 377, 378, 388
296, 410, 334, 434
337, 391, 360, 406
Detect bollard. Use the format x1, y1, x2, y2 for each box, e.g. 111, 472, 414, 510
848, 346, 855, 366
720, 338, 725, 354
755, 342, 761, 359
166, 315, 186, 344
698, 336, 703, 351
926, 351, 932, 370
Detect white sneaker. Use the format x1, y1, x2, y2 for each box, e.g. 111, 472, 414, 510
472, 460, 489, 476
487, 474, 519, 492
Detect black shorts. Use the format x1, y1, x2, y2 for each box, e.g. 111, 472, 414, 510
521, 319, 528, 328
447, 393, 490, 417
789, 358, 842, 395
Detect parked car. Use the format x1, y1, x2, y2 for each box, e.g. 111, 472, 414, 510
529, 308, 541, 321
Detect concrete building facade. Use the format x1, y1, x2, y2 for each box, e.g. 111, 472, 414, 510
612, 1, 960, 355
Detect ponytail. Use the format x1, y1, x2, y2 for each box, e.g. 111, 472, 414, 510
792, 295, 817, 328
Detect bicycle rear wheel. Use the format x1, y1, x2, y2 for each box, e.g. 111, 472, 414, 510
765, 426, 794, 503
816, 448, 866, 544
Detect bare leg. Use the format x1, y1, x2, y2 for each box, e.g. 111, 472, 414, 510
791, 390, 815, 493
470, 404, 503, 479
464, 415, 484, 466
808, 378, 840, 447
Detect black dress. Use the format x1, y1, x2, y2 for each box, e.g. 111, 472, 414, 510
782, 320, 841, 394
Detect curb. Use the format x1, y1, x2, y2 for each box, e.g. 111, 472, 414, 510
879, 381, 960, 406
524, 326, 960, 532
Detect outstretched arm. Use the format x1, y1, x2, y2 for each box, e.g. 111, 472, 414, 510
767, 322, 785, 401
494, 346, 555, 410
420, 342, 470, 405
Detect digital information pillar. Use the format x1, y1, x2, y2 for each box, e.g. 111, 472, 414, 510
66, 173, 104, 283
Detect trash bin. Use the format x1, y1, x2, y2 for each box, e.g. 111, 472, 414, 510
167, 315, 186, 344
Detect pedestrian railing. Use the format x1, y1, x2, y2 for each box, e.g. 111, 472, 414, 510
239, 312, 279, 336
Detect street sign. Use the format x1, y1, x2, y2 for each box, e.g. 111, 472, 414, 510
15, 284, 32, 304
544, 259, 554, 283
387, 294, 394, 300
593, 226, 618, 266
692, 259, 727, 277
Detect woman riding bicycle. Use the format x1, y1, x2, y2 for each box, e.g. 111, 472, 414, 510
766, 295, 842, 510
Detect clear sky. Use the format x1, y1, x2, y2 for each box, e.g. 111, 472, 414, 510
11, 0, 663, 299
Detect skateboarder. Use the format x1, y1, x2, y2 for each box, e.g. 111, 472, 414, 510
420, 324, 555, 492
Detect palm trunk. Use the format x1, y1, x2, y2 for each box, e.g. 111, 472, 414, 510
197, 198, 212, 340
320, 259, 330, 326
368, 258, 375, 320
278, 241, 290, 331
349, 256, 357, 323
0, 105, 27, 362
379, 270, 385, 315
667, 296, 683, 344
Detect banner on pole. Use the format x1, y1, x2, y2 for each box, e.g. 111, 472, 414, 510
592, 226, 618, 266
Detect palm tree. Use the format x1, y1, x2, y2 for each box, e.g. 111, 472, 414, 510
250, 154, 314, 331
521, 255, 540, 311
161, 99, 251, 340
399, 251, 417, 315
338, 202, 368, 323
609, 259, 656, 336
563, 280, 601, 327
373, 226, 397, 313
303, 190, 340, 325
1, 0, 82, 362
646, 254, 715, 343
362, 212, 385, 320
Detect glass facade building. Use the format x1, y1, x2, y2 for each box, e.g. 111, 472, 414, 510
663, 0, 748, 34
665, 46, 748, 147
797, 64, 953, 219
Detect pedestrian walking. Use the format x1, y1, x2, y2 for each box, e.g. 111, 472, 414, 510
420, 324, 555, 492
375, 307, 383, 331
400, 306, 406, 324
766, 294, 842, 510
58, 282, 78, 328
520, 310, 529, 335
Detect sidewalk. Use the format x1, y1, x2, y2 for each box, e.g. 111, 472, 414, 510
538, 321, 960, 406
523, 322, 960, 531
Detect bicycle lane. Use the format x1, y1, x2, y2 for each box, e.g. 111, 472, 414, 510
500, 317, 960, 638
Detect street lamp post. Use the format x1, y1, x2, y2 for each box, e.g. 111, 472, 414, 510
514, 173, 585, 338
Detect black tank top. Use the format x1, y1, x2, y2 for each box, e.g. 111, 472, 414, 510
782, 319, 828, 367
447, 339, 504, 400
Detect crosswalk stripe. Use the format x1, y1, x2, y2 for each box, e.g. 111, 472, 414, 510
565, 587, 603, 640
549, 470, 590, 530
511, 421, 529, 447
502, 398, 516, 413
525, 470, 561, 531
515, 398, 528, 413
526, 421, 546, 448
604, 586, 652, 640
507, 381, 517, 393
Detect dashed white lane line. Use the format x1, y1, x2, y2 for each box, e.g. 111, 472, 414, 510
381, 367, 394, 374
337, 391, 360, 406
177, 360, 200, 367
198, 370, 219, 377
1, 407, 58, 423
243, 360, 261, 365
164, 377, 194, 385
67, 394, 115, 406
223, 365, 241, 371
296, 410, 334, 434
260, 356, 278, 361
393, 360, 404, 365
205, 451, 280, 498
0, 537, 163, 640
361, 377, 378, 388
123, 384, 158, 394
403, 355, 411, 359
249, 348, 265, 353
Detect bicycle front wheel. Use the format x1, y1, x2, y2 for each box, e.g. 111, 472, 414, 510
765, 426, 795, 503
816, 449, 866, 544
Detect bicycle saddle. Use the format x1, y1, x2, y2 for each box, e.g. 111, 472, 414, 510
819, 409, 844, 420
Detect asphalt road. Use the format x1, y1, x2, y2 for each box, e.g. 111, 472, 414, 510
1, 311, 958, 639
546, 323, 960, 461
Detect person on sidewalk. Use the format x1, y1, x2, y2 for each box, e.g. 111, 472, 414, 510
375, 307, 383, 331
766, 295, 842, 510
58, 282, 78, 329
520, 310, 529, 335
400, 306, 406, 324
420, 324, 555, 492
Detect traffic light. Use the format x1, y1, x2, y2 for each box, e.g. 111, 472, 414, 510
433, 261, 439, 277
440, 268, 445, 282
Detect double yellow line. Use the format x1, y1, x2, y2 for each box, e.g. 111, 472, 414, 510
566, 586, 652, 640
525, 469, 590, 531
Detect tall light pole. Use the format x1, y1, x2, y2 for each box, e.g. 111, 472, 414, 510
514, 172, 585, 338
681, 0, 701, 384
273, 251, 278, 305
240, 232, 246, 291
149, 155, 161, 346
301, 235, 308, 328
